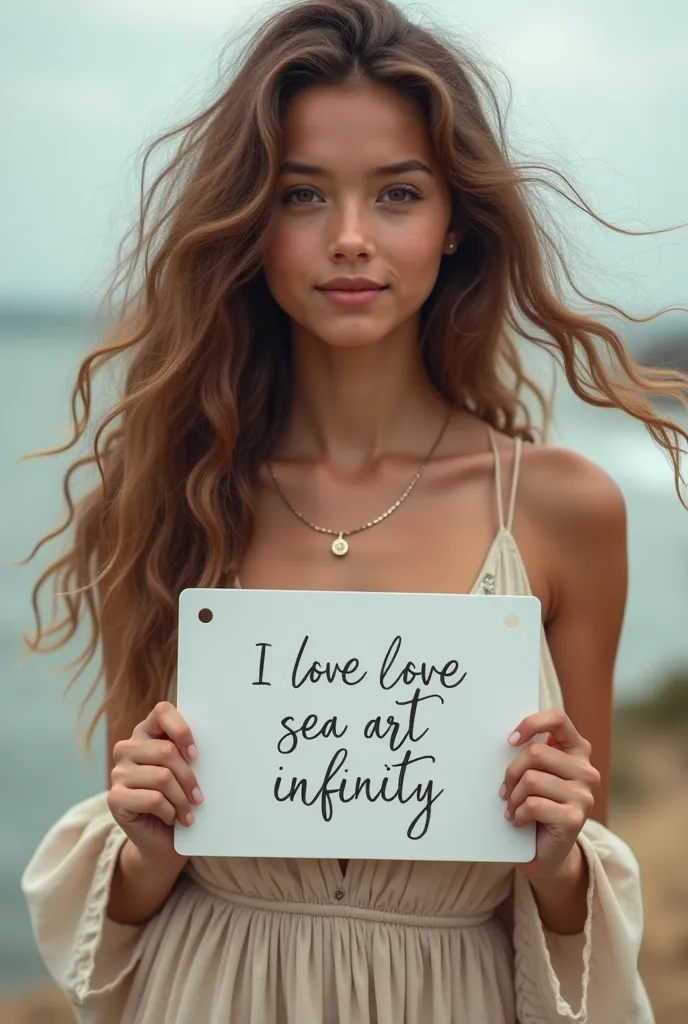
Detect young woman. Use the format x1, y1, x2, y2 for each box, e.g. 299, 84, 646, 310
21, 0, 686, 1021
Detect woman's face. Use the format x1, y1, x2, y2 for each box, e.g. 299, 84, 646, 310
262, 78, 458, 351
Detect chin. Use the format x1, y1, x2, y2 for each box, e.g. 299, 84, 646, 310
300, 311, 409, 351
315, 327, 391, 350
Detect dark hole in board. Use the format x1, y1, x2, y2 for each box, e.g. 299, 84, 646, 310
198, 608, 213, 623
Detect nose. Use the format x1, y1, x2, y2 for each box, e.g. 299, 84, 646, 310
327, 200, 376, 261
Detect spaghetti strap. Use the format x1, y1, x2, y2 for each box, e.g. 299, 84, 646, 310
506, 436, 523, 532
486, 426, 505, 531
486, 427, 523, 535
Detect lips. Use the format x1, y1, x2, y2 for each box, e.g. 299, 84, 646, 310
316, 285, 387, 308
317, 278, 387, 292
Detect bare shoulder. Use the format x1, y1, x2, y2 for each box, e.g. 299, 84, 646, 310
480, 435, 628, 616
517, 442, 627, 544
510, 441, 627, 619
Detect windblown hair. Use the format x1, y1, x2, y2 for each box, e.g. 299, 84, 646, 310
22, 0, 688, 747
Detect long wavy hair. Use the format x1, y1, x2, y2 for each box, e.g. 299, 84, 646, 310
22, 0, 688, 748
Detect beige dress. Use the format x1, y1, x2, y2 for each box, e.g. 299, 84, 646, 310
22, 435, 654, 1023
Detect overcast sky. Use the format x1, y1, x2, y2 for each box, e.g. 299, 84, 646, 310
2, 0, 687, 314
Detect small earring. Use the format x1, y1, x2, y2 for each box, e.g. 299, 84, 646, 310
448, 242, 455, 251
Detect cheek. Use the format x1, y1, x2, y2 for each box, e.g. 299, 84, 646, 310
394, 230, 444, 284
262, 222, 314, 296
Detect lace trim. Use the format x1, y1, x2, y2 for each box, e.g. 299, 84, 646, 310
514, 839, 595, 1023
64, 822, 130, 1002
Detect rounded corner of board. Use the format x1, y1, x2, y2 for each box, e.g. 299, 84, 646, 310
173, 827, 190, 856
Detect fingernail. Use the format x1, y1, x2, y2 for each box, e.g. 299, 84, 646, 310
499, 783, 507, 800
192, 787, 204, 804
187, 745, 198, 761
507, 731, 521, 745
185, 811, 195, 826
504, 807, 513, 821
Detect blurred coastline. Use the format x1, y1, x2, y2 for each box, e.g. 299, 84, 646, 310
1, 307, 687, 1022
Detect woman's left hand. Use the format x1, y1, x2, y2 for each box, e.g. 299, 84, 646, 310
501, 708, 601, 881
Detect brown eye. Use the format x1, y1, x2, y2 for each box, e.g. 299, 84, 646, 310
283, 187, 321, 206
381, 184, 422, 203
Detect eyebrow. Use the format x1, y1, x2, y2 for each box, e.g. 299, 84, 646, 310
278, 159, 435, 177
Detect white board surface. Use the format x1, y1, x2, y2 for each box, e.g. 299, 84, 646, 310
174, 588, 541, 863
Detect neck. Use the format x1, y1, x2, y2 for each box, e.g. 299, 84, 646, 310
279, 323, 448, 473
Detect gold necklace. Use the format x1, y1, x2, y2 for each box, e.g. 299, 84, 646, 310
267, 412, 451, 557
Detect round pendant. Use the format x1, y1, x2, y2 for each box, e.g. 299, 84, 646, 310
331, 535, 349, 557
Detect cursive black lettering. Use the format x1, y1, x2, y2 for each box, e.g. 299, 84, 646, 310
291, 635, 310, 688
253, 642, 272, 685
291, 634, 367, 688
277, 713, 348, 755
378, 635, 403, 690
273, 748, 444, 839
362, 690, 443, 751
277, 716, 299, 755
379, 635, 466, 689
363, 714, 398, 743
391, 689, 444, 749
273, 748, 348, 822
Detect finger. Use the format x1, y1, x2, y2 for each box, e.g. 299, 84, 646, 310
511, 795, 586, 834
133, 701, 197, 763
503, 742, 598, 798
508, 708, 589, 755
507, 771, 594, 822
113, 738, 203, 806
112, 763, 195, 825
508, 769, 570, 812
108, 784, 178, 827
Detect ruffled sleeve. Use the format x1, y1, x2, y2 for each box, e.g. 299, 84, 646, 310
512, 817, 655, 1023
21, 791, 145, 1021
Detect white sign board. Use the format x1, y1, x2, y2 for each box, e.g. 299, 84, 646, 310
175, 588, 540, 863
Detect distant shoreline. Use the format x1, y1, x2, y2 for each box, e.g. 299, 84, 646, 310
0, 306, 101, 331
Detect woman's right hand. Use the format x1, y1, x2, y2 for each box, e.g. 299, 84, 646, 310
107, 701, 203, 869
